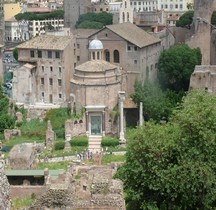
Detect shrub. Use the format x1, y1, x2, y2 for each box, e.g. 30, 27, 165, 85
101, 136, 119, 147
54, 141, 65, 150
70, 136, 88, 147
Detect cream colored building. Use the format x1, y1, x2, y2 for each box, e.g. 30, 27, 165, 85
13, 35, 75, 106
4, 2, 22, 21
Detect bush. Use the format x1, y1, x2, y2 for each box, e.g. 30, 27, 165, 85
101, 136, 119, 147
54, 141, 65, 150
70, 136, 88, 147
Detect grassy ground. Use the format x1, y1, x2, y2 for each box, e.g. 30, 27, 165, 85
11, 196, 35, 209
37, 154, 125, 170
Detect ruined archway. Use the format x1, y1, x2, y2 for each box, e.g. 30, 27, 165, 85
188, 0, 216, 65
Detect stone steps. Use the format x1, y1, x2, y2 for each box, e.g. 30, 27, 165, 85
88, 135, 102, 152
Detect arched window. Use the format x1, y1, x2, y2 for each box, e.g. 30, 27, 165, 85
113, 50, 120, 63
127, 12, 130, 21
104, 50, 110, 62
97, 51, 100, 59
92, 52, 95, 60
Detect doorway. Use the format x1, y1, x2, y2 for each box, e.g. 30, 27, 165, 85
90, 115, 102, 136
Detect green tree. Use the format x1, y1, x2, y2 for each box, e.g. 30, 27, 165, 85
13, 48, 18, 61
76, 12, 112, 29
0, 85, 15, 132
158, 44, 201, 92
131, 80, 179, 122
176, 11, 194, 28
115, 90, 216, 210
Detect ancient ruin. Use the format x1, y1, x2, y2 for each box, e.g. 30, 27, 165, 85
0, 161, 11, 210
189, 0, 216, 94
29, 164, 125, 210
45, 120, 56, 149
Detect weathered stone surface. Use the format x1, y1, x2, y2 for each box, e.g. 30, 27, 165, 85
4, 129, 21, 140
0, 161, 11, 210
45, 120, 56, 149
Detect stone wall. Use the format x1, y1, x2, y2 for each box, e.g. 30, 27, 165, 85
10, 186, 46, 199
189, 65, 216, 94
0, 162, 11, 210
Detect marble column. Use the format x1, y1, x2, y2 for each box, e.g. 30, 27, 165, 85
86, 111, 89, 136
102, 111, 105, 136
118, 91, 126, 143
139, 102, 144, 126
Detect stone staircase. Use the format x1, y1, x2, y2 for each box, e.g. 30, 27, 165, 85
88, 136, 102, 152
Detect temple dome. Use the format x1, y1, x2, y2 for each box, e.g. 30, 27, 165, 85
89, 38, 103, 50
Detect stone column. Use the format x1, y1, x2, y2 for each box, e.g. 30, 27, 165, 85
139, 102, 144, 126
102, 111, 105, 136
86, 111, 89, 136
118, 91, 126, 143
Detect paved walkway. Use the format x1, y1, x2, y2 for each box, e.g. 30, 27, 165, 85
37, 151, 126, 163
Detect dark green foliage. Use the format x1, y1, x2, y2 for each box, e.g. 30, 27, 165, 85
15, 10, 64, 21
54, 141, 65, 150
176, 11, 216, 28
115, 90, 216, 210
77, 21, 103, 29
101, 136, 119, 147
45, 108, 69, 138
176, 10, 194, 28
131, 80, 183, 122
13, 48, 18, 61
158, 44, 201, 91
76, 12, 112, 29
70, 136, 88, 147
0, 85, 15, 132
20, 119, 46, 139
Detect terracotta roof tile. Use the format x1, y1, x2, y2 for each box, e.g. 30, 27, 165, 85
17, 35, 73, 50
106, 22, 161, 48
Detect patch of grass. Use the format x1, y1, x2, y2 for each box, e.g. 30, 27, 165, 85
2, 136, 44, 147
37, 161, 71, 170
102, 154, 125, 164
12, 196, 34, 209
20, 119, 47, 139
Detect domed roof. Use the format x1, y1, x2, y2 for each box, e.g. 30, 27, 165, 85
89, 37, 103, 50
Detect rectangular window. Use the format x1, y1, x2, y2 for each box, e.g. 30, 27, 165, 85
30, 50, 34, 58
55, 51, 60, 59
58, 79, 62, 86
49, 78, 53, 85
42, 92, 44, 97
50, 66, 53, 72
59, 93, 62, 99
48, 51, 52, 59
41, 78, 44, 85
127, 46, 131, 51
38, 50, 42, 58
134, 60, 137, 64
77, 44, 80, 49
42, 66, 44, 72
134, 46, 138, 51
59, 67, 62, 74
77, 56, 80, 61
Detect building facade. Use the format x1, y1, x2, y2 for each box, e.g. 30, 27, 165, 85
13, 35, 75, 106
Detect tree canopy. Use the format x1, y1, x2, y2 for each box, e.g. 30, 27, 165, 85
116, 90, 216, 210
131, 80, 183, 122
15, 10, 64, 21
176, 10, 216, 28
176, 11, 194, 28
75, 12, 112, 29
0, 85, 15, 133
158, 44, 201, 91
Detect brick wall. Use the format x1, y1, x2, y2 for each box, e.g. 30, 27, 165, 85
10, 186, 46, 199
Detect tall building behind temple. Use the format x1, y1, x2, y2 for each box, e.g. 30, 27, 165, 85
0, 0, 4, 45
0, 0, 4, 81
64, 0, 92, 30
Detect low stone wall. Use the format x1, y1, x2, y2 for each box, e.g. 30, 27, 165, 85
10, 186, 46, 199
